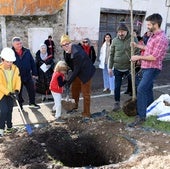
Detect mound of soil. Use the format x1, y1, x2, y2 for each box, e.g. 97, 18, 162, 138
0, 115, 170, 169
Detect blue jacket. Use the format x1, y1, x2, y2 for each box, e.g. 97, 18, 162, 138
12, 47, 37, 82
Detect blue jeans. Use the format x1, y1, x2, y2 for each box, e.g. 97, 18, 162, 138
137, 68, 160, 118
102, 64, 115, 90
114, 68, 131, 102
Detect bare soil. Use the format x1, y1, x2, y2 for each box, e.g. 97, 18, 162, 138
0, 113, 170, 169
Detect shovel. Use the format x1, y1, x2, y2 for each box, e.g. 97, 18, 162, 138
15, 99, 32, 135
61, 84, 76, 111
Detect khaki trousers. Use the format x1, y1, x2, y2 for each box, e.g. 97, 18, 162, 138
71, 77, 92, 117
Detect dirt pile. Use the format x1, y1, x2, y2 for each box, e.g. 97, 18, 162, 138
0, 115, 170, 169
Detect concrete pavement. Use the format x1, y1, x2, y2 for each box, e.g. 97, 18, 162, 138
12, 59, 170, 127
12, 85, 170, 127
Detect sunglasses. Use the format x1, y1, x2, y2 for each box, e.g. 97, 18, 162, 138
83, 41, 88, 43
61, 43, 70, 47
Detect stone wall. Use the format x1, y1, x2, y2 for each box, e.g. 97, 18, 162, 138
5, 8, 65, 61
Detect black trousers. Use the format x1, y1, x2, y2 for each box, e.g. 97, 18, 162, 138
0, 96, 13, 129
18, 79, 36, 106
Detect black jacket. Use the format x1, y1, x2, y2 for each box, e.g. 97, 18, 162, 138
12, 47, 37, 83
78, 43, 96, 64
44, 39, 55, 56
35, 50, 54, 94
64, 44, 96, 85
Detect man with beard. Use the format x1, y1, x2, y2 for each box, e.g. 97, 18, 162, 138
108, 23, 138, 111
129, 13, 169, 127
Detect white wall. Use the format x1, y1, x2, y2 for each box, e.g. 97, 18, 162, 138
28, 28, 53, 56
68, 0, 100, 40
68, 0, 169, 41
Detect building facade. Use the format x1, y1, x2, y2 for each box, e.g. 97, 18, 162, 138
0, 0, 66, 59
66, 0, 170, 57
0, 0, 170, 60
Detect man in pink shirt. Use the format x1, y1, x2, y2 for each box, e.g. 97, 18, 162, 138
129, 13, 169, 127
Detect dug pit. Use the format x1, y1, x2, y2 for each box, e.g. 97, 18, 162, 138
4, 117, 136, 168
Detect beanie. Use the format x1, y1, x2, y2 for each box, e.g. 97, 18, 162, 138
60, 34, 71, 44
117, 23, 128, 32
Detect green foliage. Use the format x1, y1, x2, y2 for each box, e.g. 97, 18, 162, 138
143, 116, 170, 132
109, 111, 170, 133
108, 110, 135, 123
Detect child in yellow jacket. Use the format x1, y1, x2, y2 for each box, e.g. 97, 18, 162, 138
0, 47, 21, 137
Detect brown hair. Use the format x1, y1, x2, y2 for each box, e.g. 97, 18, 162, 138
146, 13, 162, 27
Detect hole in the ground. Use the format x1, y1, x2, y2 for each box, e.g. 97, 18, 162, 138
5, 126, 135, 168
45, 128, 135, 167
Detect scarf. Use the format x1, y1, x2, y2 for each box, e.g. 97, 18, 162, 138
82, 45, 90, 55
40, 53, 48, 60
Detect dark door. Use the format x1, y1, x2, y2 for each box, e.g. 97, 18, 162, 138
98, 9, 145, 57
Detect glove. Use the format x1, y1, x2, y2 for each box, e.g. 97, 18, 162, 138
9, 92, 16, 99
9, 90, 19, 100
14, 90, 19, 100
14, 90, 19, 94
65, 82, 70, 91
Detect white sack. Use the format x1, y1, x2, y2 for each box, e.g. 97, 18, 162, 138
146, 94, 170, 117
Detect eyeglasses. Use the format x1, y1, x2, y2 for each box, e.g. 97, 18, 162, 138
83, 41, 88, 43
61, 43, 70, 47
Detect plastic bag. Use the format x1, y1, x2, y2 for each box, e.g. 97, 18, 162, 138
146, 94, 170, 122
157, 112, 170, 122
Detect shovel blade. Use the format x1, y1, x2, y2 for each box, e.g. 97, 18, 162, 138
25, 124, 32, 135
61, 99, 76, 111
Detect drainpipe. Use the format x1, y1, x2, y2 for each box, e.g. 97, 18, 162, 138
66, 0, 69, 35
0, 16, 7, 49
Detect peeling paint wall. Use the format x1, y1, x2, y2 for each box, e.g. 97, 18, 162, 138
0, 0, 66, 15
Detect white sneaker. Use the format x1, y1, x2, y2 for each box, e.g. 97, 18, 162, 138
103, 88, 110, 93
0, 129, 4, 137
110, 90, 114, 95
103, 88, 108, 92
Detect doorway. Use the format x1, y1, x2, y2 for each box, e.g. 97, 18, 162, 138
98, 8, 146, 55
